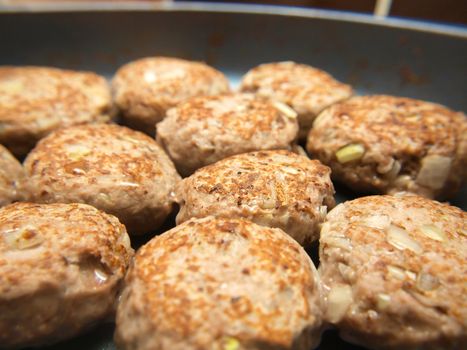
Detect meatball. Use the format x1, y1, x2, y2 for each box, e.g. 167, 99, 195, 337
319, 193, 466, 349
156, 93, 299, 176
112, 56, 230, 135
307, 95, 467, 200
0, 202, 133, 349
115, 216, 324, 350
0, 66, 113, 157
176, 150, 335, 245
240, 61, 353, 140
23, 124, 180, 235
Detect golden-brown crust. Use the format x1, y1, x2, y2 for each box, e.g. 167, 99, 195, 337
319, 193, 467, 349
112, 57, 230, 135
156, 93, 299, 176
0, 66, 113, 157
240, 61, 353, 140
115, 216, 323, 350
176, 150, 335, 244
168, 93, 286, 137
23, 124, 180, 234
0, 202, 133, 348
307, 95, 467, 199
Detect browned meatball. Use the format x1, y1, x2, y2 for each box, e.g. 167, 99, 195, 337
176, 150, 335, 245
307, 95, 467, 200
240, 61, 353, 140
319, 193, 466, 349
23, 124, 180, 235
0, 66, 113, 157
0, 202, 133, 349
156, 93, 299, 176
115, 217, 324, 350
112, 57, 230, 135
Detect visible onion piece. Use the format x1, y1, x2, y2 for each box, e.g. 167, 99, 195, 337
386, 225, 423, 254
66, 144, 91, 161
326, 284, 353, 323
223, 337, 240, 350
419, 224, 446, 242
376, 293, 391, 310
272, 101, 297, 119
323, 236, 352, 250
259, 198, 276, 210
94, 269, 109, 284
282, 166, 300, 175
120, 135, 141, 144
385, 160, 401, 180
338, 263, 355, 283
377, 158, 395, 174
416, 272, 440, 291
387, 265, 406, 280
406, 270, 417, 281
416, 155, 452, 190
313, 111, 331, 128
118, 181, 140, 188
335, 144, 365, 164
319, 206, 327, 219
364, 214, 391, 230
4, 227, 43, 250
387, 265, 417, 281
393, 175, 412, 188
36, 115, 59, 129
406, 114, 421, 122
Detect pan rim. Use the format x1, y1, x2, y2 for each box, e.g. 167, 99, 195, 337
0, 1, 466, 39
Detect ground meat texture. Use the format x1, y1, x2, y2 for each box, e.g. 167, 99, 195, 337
156, 93, 299, 176
319, 193, 466, 350
23, 124, 180, 235
0, 144, 24, 207
307, 95, 467, 200
240, 61, 353, 140
115, 216, 324, 350
0, 66, 113, 158
112, 56, 230, 135
0, 202, 133, 349
176, 150, 335, 245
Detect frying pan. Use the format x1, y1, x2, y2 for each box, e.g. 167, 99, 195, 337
0, 2, 466, 349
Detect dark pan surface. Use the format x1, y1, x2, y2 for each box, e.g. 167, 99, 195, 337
0, 3, 465, 349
